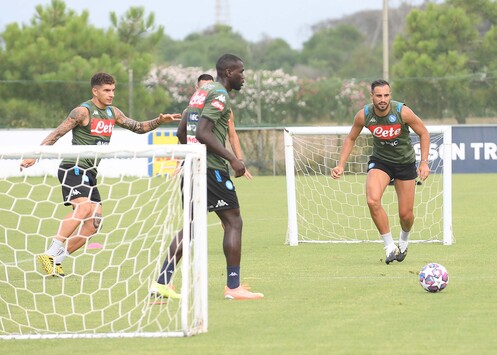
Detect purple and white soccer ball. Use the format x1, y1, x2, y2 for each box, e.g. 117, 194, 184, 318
419, 263, 449, 293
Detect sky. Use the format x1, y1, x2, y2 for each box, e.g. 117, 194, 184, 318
0, 0, 434, 49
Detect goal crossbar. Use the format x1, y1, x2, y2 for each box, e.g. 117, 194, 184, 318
0, 144, 202, 160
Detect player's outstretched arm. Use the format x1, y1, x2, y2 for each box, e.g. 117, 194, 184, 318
114, 107, 181, 134
20, 107, 86, 171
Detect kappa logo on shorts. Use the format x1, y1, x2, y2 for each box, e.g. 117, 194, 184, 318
71, 189, 82, 197
215, 200, 229, 208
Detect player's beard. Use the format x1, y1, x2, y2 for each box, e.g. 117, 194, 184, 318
375, 101, 389, 113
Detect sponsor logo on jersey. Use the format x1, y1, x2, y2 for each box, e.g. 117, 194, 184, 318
368, 124, 402, 140
188, 112, 199, 122
380, 140, 399, 147
211, 100, 225, 111
91, 119, 114, 136
189, 90, 208, 108
187, 135, 200, 144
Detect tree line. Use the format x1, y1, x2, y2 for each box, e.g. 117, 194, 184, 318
1, 0, 497, 128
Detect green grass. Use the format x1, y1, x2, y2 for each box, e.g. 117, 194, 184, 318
1, 174, 497, 354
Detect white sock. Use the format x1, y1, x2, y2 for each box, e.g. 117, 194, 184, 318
46, 239, 64, 257
381, 232, 394, 250
54, 249, 69, 264
399, 230, 410, 253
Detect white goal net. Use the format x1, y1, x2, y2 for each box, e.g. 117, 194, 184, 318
284, 126, 453, 246
0, 144, 207, 339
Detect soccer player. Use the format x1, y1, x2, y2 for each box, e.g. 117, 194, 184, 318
20, 72, 181, 277
153, 54, 264, 300
193, 73, 252, 179
331, 79, 430, 264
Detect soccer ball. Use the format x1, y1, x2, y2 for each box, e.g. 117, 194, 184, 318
419, 263, 449, 293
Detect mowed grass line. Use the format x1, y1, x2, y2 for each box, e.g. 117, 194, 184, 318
2, 174, 497, 354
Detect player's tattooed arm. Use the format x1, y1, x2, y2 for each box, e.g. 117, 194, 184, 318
114, 107, 144, 132
114, 107, 181, 134
41, 107, 87, 145
20, 107, 87, 171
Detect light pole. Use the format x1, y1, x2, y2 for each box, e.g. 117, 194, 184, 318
383, 0, 389, 81
128, 68, 133, 118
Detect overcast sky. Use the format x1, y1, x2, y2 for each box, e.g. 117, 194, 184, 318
1, 0, 437, 49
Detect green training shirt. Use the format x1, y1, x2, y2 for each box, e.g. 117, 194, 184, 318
185, 81, 231, 172
62, 100, 116, 169
363, 100, 416, 164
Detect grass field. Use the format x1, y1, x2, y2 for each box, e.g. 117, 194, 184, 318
1, 174, 497, 354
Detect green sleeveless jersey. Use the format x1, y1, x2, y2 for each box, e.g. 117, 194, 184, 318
364, 100, 415, 164
185, 81, 231, 172
62, 100, 116, 169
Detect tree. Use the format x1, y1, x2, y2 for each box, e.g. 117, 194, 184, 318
247, 38, 299, 72
232, 69, 303, 125
300, 24, 366, 77
161, 25, 250, 69
0, 0, 171, 127
392, 2, 485, 123
451, 0, 497, 118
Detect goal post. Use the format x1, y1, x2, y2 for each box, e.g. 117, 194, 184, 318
284, 125, 453, 246
0, 144, 207, 339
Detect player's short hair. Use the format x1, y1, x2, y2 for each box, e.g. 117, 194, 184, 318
371, 79, 390, 92
197, 73, 214, 84
216, 54, 243, 76
91, 72, 115, 87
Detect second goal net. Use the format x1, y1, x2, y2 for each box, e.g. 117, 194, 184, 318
284, 125, 453, 246
0, 144, 207, 339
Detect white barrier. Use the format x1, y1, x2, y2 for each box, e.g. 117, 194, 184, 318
0, 128, 153, 178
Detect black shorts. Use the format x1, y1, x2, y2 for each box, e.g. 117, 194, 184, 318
367, 157, 417, 180
207, 168, 239, 212
58, 164, 101, 206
